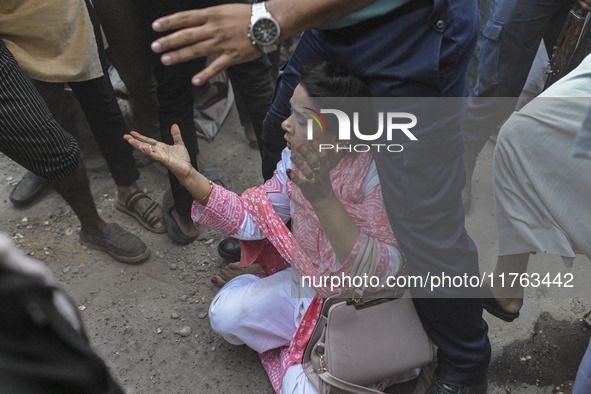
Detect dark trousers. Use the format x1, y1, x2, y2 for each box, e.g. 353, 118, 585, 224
153, 58, 199, 218
260, 0, 490, 385
463, 0, 573, 157
0, 39, 80, 181
137, 0, 200, 217
13, 0, 140, 187
67, 73, 139, 186
139, 0, 273, 216
77, 0, 140, 186
226, 57, 274, 155
30, 77, 140, 187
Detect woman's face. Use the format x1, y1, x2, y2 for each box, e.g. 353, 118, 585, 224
282, 84, 336, 151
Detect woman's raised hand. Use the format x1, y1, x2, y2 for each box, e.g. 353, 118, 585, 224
124, 124, 193, 183
290, 140, 338, 206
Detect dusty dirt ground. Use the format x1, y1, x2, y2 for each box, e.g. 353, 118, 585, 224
1, 91, 590, 394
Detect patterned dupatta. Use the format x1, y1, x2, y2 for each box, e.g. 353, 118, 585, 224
240, 151, 398, 295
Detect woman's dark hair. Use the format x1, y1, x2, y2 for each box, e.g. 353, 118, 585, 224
297, 63, 372, 144
298, 62, 369, 99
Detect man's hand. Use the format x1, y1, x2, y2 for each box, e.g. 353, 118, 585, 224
150, 0, 374, 85
151, 4, 259, 85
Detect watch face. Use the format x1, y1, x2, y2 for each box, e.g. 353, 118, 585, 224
253, 19, 279, 45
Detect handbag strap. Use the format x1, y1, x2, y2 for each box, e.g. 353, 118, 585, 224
318, 370, 385, 394
349, 236, 377, 292
304, 238, 408, 393
348, 236, 405, 302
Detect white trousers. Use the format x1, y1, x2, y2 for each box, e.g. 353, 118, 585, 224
209, 268, 419, 393
209, 268, 318, 393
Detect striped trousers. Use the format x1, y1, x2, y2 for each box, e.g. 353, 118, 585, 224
0, 38, 80, 181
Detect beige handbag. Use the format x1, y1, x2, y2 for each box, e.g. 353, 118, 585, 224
302, 238, 433, 394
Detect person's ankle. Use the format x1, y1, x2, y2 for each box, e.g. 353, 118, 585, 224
493, 296, 523, 315
171, 209, 199, 237
490, 270, 525, 297
485, 277, 524, 314
116, 183, 138, 201
80, 220, 106, 238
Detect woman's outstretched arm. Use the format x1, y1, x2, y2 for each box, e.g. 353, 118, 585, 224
124, 124, 212, 205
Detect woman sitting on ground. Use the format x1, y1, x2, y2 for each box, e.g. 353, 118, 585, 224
125, 62, 411, 393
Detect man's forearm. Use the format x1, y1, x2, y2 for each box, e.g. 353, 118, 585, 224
150, 0, 375, 84
267, 0, 374, 40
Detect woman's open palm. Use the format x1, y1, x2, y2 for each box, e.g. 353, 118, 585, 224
124, 124, 193, 182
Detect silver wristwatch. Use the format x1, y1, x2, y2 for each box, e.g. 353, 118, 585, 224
248, 2, 281, 53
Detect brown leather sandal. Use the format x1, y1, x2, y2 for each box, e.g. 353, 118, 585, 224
116, 191, 166, 234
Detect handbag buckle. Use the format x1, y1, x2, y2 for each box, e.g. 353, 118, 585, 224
348, 287, 407, 309
316, 346, 327, 373
350, 288, 364, 305
318, 354, 327, 372
351, 297, 389, 310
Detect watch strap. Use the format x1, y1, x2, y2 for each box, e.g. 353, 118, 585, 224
248, 1, 280, 53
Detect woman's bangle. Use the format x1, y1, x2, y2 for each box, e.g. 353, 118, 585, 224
197, 179, 213, 204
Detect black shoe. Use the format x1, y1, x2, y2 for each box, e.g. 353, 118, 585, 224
162, 189, 198, 245
481, 285, 519, 322
80, 223, 150, 264
426, 377, 487, 394
10, 172, 50, 207
218, 237, 241, 261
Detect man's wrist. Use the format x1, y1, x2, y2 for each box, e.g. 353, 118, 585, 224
248, 2, 281, 53
265, 0, 374, 38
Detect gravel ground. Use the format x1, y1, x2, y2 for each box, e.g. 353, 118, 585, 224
1, 92, 590, 394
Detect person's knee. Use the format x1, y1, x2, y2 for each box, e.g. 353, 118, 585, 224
209, 298, 234, 336
34, 135, 81, 182
208, 288, 249, 337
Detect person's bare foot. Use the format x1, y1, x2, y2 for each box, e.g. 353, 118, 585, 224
485, 278, 524, 315
117, 184, 166, 233
211, 262, 263, 287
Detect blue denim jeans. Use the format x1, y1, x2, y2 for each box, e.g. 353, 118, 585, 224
261, 0, 490, 385
575, 338, 591, 393
464, 0, 493, 95
463, 0, 571, 156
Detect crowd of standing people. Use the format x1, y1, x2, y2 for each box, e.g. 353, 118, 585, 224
1, 0, 591, 393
